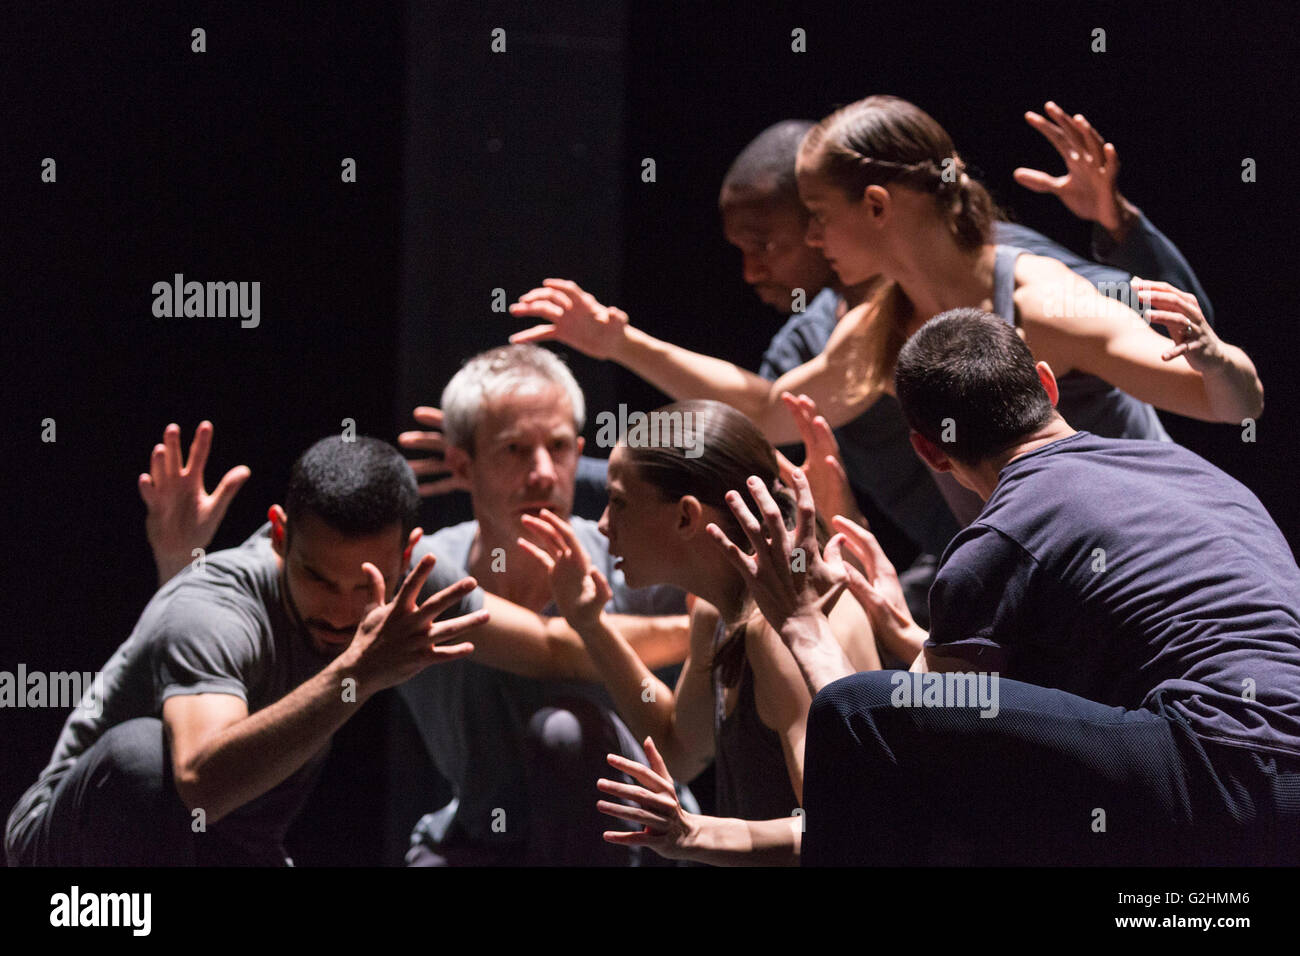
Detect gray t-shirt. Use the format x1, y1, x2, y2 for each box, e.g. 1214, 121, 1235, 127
5, 523, 477, 862
399, 517, 686, 847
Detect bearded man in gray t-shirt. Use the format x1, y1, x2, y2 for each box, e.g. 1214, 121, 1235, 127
6, 434, 497, 866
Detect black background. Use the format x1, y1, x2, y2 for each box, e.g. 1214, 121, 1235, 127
4, 0, 1297, 865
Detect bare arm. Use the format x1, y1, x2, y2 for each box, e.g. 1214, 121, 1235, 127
509, 279, 881, 444
599, 738, 802, 866
469, 593, 687, 681
166, 557, 484, 823
1017, 256, 1263, 422
571, 603, 717, 782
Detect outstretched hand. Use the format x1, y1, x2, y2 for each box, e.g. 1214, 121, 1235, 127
774, 391, 864, 526
508, 279, 630, 360
138, 421, 251, 586
1014, 101, 1128, 237
704, 468, 847, 638
597, 737, 697, 861
1132, 278, 1225, 371
397, 406, 470, 497
345, 553, 483, 691
829, 515, 924, 664
518, 508, 613, 628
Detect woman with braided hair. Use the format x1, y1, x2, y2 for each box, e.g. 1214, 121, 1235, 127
510, 95, 1263, 525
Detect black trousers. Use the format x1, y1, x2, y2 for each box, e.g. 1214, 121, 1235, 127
13, 717, 285, 866
802, 671, 1300, 866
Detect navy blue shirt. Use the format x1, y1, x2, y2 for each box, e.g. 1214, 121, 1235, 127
926, 432, 1300, 759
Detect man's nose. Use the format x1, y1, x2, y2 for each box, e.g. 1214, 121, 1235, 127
322, 594, 363, 632
804, 220, 824, 248
597, 506, 610, 537
529, 447, 558, 486
743, 250, 769, 284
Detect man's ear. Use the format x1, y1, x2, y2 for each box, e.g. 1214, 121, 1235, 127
268, 505, 288, 558
404, 526, 423, 566
1035, 361, 1060, 407
909, 432, 952, 473
445, 445, 472, 483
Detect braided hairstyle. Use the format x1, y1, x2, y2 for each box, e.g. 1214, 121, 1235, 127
797, 95, 1004, 399
621, 399, 824, 687
799, 94, 1000, 251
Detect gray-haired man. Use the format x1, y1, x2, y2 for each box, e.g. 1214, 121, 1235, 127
400, 344, 692, 866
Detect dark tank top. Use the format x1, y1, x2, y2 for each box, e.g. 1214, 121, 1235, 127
712, 620, 801, 821
933, 246, 1175, 527
994, 244, 1171, 442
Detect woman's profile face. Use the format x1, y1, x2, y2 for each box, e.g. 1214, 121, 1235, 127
796, 160, 883, 287
598, 445, 679, 589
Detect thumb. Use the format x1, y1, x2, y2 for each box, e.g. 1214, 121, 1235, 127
138, 474, 158, 508
823, 532, 847, 568
1012, 167, 1063, 194
591, 567, 614, 604
509, 324, 558, 344
361, 562, 386, 613
209, 465, 251, 518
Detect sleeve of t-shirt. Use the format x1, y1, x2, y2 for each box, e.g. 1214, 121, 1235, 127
415, 546, 486, 619
924, 526, 1040, 671
150, 593, 265, 708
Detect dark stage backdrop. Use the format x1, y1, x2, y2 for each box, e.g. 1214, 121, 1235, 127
4, 0, 1297, 865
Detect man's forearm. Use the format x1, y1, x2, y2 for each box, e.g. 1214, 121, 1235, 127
605, 613, 690, 671
179, 655, 373, 824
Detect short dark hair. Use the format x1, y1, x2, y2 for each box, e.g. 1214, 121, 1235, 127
285, 436, 419, 541
719, 120, 815, 208
894, 308, 1056, 465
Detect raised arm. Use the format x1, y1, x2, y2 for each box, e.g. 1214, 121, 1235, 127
138, 421, 250, 587
518, 510, 715, 780
165, 556, 484, 824
1014, 101, 1215, 323
509, 279, 879, 444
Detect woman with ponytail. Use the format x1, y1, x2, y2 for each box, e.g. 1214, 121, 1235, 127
516, 400, 895, 864
510, 95, 1263, 524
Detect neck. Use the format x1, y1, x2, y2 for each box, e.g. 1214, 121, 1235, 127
832, 275, 881, 312
963, 417, 1077, 500
887, 225, 995, 334
681, 551, 749, 625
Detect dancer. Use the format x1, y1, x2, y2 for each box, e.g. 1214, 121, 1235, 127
517, 400, 887, 863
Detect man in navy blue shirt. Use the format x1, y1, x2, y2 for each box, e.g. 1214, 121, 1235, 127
790, 308, 1300, 865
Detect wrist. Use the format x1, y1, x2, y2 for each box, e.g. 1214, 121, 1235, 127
778, 608, 828, 650
615, 323, 650, 366
326, 646, 381, 701
572, 608, 609, 640
1105, 194, 1140, 244
679, 811, 709, 858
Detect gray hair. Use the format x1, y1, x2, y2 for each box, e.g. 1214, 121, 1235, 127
440, 344, 586, 453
